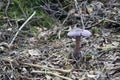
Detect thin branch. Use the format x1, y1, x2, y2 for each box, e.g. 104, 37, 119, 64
91, 18, 120, 28
9, 11, 36, 47
5, 0, 12, 26
19, 61, 72, 73
31, 70, 72, 80
74, 0, 85, 29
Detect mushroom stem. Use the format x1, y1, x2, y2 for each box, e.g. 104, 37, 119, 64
74, 36, 81, 56
67, 28, 91, 59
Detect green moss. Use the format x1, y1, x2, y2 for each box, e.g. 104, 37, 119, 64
3, 0, 56, 28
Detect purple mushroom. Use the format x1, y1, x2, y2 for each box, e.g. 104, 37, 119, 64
67, 28, 91, 59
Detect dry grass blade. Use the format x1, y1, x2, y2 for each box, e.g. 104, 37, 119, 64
31, 70, 72, 80
19, 61, 72, 73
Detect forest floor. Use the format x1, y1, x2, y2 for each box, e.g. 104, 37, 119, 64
0, 0, 120, 80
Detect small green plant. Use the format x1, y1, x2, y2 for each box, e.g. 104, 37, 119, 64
86, 52, 93, 57
92, 27, 100, 34
45, 69, 49, 74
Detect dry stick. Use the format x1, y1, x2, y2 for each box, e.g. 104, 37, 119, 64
62, 9, 75, 25
9, 11, 36, 47
31, 70, 72, 80
19, 62, 72, 73
91, 18, 120, 28
5, 0, 12, 26
104, 19, 120, 25
74, 0, 85, 29
3, 58, 72, 73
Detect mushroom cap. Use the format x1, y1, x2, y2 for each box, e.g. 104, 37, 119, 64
67, 28, 91, 37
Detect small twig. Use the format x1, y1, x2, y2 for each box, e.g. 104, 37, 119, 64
91, 19, 104, 27
62, 9, 75, 25
74, 0, 85, 29
31, 70, 72, 80
91, 18, 120, 28
0, 42, 10, 49
9, 11, 36, 47
5, 0, 12, 26
19, 61, 72, 73
62, 13, 70, 25
108, 66, 120, 71
104, 19, 120, 25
